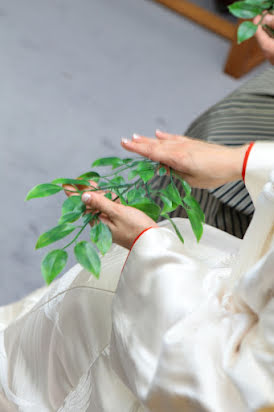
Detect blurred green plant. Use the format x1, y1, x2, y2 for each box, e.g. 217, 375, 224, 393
26, 156, 205, 285
228, 0, 274, 43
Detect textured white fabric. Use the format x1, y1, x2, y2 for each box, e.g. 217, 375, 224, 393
0, 142, 272, 411
111, 142, 274, 412
245, 142, 274, 205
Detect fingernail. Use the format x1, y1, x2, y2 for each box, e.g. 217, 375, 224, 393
156, 129, 162, 134
121, 138, 129, 144
132, 133, 141, 140
82, 193, 91, 203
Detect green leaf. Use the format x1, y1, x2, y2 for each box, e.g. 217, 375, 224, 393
160, 183, 182, 206
128, 160, 142, 168
160, 194, 172, 210
174, 174, 191, 195
128, 169, 139, 180
186, 209, 203, 242
99, 181, 110, 188
245, 0, 272, 7
183, 195, 205, 223
237, 21, 258, 44
92, 157, 124, 169
82, 213, 94, 225
127, 188, 146, 203
36, 224, 76, 249
122, 158, 134, 164
130, 199, 161, 221
181, 180, 191, 195
229, 2, 263, 18
41, 249, 68, 285
62, 196, 86, 216
52, 178, 91, 186
58, 211, 83, 225
160, 195, 178, 215
136, 160, 154, 172
109, 176, 125, 186
78, 171, 100, 181
90, 222, 100, 243
163, 214, 184, 244
139, 169, 155, 183
118, 196, 128, 206
25, 183, 63, 201
104, 192, 113, 200
128, 162, 156, 182
158, 166, 167, 176
111, 189, 127, 205
74, 241, 101, 278
90, 221, 112, 255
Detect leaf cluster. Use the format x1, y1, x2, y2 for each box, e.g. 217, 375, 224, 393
228, 0, 274, 43
26, 156, 205, 285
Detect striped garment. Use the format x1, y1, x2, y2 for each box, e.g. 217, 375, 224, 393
153, 67, 274, 238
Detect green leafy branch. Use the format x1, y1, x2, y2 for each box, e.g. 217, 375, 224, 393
228, 0, 274, 43
26, 156, 205, 285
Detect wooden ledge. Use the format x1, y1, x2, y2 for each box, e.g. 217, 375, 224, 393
151, 0, 236, 40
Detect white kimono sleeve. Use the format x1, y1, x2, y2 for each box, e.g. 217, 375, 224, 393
110, 141, 274, 412
245, 141, 274, 205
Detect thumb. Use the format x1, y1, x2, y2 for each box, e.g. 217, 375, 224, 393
82, 192, 118, 219
262, 14, 274, 28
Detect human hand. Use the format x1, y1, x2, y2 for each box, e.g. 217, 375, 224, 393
63, 181, 157, 250
121, 130, 248, 189
254, 14, 274, 65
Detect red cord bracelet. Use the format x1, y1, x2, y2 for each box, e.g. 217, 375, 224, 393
242, 142, 255, 182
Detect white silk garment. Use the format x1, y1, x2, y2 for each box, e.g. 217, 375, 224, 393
0, 142, 273, 412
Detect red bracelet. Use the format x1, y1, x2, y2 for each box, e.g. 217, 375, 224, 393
242, 142, 255, 182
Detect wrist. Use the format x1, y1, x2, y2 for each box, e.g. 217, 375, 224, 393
129, 225, 158, 251
229, 144, 250, 182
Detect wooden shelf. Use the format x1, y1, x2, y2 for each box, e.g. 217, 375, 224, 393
151, 0, 265, 78
151, 0, 236, 40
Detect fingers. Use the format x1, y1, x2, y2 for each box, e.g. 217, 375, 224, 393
63, 184, 78, 197
263, 14, 274, 29
121, 132, 185, 165
121, 137, 161, 161
121, 131, 173, 159
82, 192, 118, 220
132, 133, 154, 144
255, 14, 274, 53
63, 180, 98, 198
256, 26, 274, 61
253, 15, 261, 25
155, 130, 182, 141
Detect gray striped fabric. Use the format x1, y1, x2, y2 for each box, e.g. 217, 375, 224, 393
153, 67, 274, 238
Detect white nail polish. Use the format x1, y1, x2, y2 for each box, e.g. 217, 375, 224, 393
132, 134, 141, 140
82, 193, 91, 203
121, 138, 129, 144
